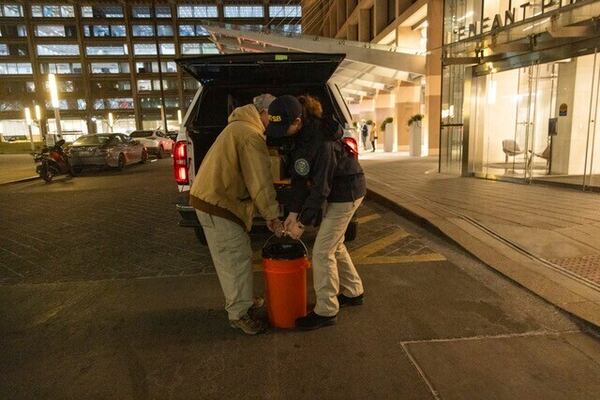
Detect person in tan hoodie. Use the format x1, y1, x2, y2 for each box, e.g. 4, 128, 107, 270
190, 94, 283, 335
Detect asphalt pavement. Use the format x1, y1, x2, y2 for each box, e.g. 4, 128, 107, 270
1, 159, 600, 399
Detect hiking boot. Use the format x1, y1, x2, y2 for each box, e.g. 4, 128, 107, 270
296, 312, 337, 331
230, 314, 267, 335
337, 293, 364, 307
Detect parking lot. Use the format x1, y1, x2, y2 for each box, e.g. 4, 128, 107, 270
1, 160, 600, 399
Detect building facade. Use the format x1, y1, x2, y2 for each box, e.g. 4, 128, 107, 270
305, 0, 443, 156
441, 0, 600, 190
0, 1, 301, 141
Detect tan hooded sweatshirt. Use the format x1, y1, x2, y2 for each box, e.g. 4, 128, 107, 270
189, 104, 279, 231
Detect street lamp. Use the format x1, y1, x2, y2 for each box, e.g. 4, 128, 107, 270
48, 73, 63, 140
158, 105, 165, 130
177, 109, 182, 125
24, 107, 35, 152
108, 112, 114, 133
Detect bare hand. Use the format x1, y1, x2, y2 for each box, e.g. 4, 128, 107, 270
284, 212, 298, 231
286, 221, 305, 240
267, 219, 284, 238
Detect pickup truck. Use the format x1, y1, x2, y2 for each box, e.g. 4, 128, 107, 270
172, 52, 358, 244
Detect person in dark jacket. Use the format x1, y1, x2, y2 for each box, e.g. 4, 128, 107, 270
266, 95, 367, 330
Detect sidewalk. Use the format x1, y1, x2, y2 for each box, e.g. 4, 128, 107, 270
361, 153, 600, 327
0, 154, 36, 185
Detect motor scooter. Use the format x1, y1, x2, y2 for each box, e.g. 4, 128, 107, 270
34, 139, 71, 183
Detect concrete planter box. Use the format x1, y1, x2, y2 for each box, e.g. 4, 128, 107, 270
409, 122, 423, 157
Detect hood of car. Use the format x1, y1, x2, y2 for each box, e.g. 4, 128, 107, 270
176, 52, 345, 87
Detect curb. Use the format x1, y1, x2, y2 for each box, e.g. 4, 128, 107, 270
366, 186, 600, 330
0, 176, 39, 186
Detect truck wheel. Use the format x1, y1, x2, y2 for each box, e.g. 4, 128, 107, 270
194, 227, 208, 245
344, 221, 358, 242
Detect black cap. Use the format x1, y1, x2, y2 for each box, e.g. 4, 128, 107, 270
265, 95, 303, 138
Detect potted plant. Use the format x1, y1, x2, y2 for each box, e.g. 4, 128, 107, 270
379, 117, 396, 152
408, 114, 424, 156
381, 117, 393, 132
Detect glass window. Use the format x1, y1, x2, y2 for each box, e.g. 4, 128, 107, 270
92, 80, 131, 91
133, 25, 154, 37
93, 25, 110, 37
2, 5, 23, 17
132, 6, 151, 18
81, 6, 123, 18
35, 25, 66, 37
111, 25, 126, 37
156, 6, 171, 18
90, 62, 130, 74
134, 43, 156, 55
31, 5, 74, 18
269, 5, 301, 18
0, 44, 7, 56
137, 80, 152, 91
282, 24, 302, 34
179, 25, 194, 36
224, 6, 264, 18
0, 24, 28, 38
86, 45, 128, 56
177, 5, 218, 18
37, 44, 80, 56
160, 43, 175, 55
181, 43, 218, 55
40, 62, 82, 74
0, 62, 32, 74
157, 25, 173, 37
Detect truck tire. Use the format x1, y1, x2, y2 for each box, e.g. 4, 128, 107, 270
344, 220, 358, 242
194, 227, 208, 245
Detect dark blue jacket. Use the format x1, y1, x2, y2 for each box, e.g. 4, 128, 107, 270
288, 117, 366, 226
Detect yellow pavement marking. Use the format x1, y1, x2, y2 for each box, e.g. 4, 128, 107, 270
356, 213, 381, 224
357, 253, 446, 265
351, 229, 411, 260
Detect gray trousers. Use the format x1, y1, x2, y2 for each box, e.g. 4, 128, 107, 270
312, 197, 364, 317
196, 210, 253, 320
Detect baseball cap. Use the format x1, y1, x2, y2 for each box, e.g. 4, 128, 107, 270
265, 95, 303, 138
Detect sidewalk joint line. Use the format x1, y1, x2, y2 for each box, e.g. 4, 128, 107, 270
401, 343, 441, 400
400, 329, 582, 345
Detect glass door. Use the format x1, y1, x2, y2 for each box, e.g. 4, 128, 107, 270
584, 49, 600, 190
511, 65, 537, 180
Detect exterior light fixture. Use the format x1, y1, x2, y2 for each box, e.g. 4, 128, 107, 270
47, 73, 63, 140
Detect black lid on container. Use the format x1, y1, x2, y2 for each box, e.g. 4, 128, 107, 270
262, 240, 306, 260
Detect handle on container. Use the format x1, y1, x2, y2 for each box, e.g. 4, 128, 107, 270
263, 234, 309, 257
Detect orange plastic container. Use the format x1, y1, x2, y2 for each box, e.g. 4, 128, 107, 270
262, 238, 310, 329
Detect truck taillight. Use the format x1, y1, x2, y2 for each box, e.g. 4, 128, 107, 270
173, 140, 189, 185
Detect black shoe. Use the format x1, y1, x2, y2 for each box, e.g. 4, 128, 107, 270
296, 312, 337, 331
338, 293, 364, 307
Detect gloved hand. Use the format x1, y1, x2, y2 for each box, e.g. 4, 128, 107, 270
299, 207, 323, 227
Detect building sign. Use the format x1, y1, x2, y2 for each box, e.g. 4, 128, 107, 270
453, 0, 581, 40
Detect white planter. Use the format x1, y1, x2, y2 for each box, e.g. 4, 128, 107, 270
409, 122, 423, 157
384, 123, 397, 152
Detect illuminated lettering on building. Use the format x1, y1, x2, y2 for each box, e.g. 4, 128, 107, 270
453, 0, 582, 39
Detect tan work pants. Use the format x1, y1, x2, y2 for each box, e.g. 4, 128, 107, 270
196, 210, 253, 320
312, 197, 364, 317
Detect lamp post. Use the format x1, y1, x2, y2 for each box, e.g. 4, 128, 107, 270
158, 105, 165, 129
48, 73, 62, 141
108, 112, 114, 133
34, 104, 46, 143
177, 109, 182, 126
24, 107, 35, 152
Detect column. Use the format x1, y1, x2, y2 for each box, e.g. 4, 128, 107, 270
375, 93, 396, 152
358, 9, 370, 42
394, 83, 420, 153
426, 0, 443, 156
336, 0, 346, 32
374, 0, 388, 36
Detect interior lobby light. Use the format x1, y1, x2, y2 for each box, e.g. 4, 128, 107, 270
24, 107, 32, 126
34, 105, 42, 121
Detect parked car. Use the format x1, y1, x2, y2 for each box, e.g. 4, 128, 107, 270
129, 129, 173, 158
172, 52, 359, 244
68, 133, 147, 173
166, 130, 179, 141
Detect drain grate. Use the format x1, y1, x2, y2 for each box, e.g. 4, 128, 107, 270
547, 254, 600, 286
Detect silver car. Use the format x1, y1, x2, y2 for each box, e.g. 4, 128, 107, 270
68, 133, 148, 173
129, 129, 174, 158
